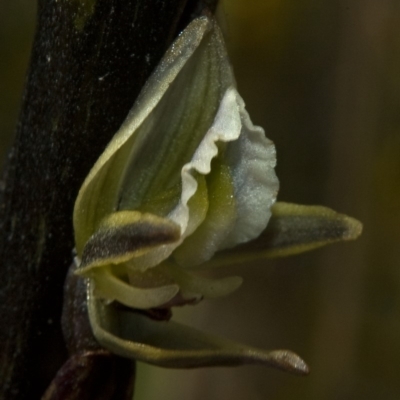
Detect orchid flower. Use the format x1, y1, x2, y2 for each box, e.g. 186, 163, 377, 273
72, 16, 362, 375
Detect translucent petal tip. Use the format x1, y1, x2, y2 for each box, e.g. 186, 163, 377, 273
265, 350, 310, 376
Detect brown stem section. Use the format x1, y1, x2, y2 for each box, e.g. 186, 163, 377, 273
42, 351, 135, 400
0, 0, 224, 398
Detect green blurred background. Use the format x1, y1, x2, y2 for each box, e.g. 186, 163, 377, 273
1, 0, 400, 399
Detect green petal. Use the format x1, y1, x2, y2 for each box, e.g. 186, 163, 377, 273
209, 202, 363, 266
92, 268, 179, 310
87, 281, 309, 375
77, 211, 181, 275
164, 262, 242, 298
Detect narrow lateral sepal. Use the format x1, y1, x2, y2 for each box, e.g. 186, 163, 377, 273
212, 202, 363, 264
87, 281, 309, 375
77, 211, 181, 274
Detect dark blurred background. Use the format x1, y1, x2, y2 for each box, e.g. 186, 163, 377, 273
1, 1, 400, 399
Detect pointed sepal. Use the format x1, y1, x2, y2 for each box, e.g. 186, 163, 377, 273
212, 202, 363, 265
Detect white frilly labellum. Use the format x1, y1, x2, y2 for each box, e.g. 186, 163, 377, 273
73, 15, 278, 308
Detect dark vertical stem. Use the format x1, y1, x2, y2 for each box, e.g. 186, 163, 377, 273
42, 351, 136, 400
0, 0, 225, 398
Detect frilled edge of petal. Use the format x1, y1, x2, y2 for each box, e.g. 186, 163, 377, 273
124, 86, 280, 271
173, 89, 280, 268
220, 93, 279, 248
87, 280, 309, 375
125, 88, 242, 271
